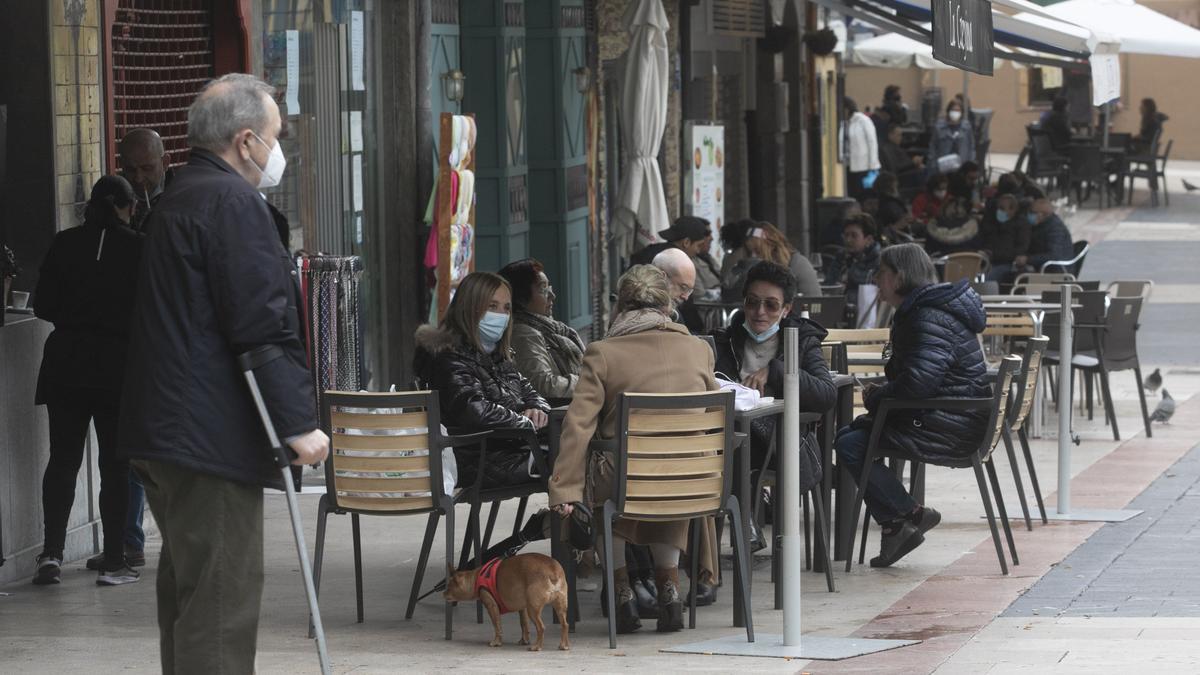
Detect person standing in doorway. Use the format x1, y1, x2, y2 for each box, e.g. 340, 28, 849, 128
32, 175, 143, 587
844, 97, 881, 201
117, 128, 172, 233
119, 73, 328, 673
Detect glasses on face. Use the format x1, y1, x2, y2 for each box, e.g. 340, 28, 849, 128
744, 296, 783, 313
535, 285, 554, 298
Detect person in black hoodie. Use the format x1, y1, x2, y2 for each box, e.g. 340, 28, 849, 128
414, 271, 550, 489
835, 243, 989, 568
32, 175, 143, 586
712, 261, 837, 547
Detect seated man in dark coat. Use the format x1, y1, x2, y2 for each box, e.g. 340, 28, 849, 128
1014, 198, 1073, 273
982, 194, 1032, 282
629, 215, 711, 267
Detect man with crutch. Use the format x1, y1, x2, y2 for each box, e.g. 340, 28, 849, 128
118, 73, 329, 674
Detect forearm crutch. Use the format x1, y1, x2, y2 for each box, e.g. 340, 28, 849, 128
239, 345, 331, 675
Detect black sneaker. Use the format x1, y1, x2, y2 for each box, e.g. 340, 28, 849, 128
86, 548, 146, 570
97, 564, 141, 586
33, 554, 62, 585
910, 506, 942, 535
869, 521, 925, 568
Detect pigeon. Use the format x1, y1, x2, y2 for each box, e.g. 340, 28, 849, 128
1183, 179, 1199, 193
1143, 368, 1163, 393
1149, 389, 1175, 424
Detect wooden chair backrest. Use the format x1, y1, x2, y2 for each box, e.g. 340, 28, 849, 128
615, 391, 734, 521
324, 390, 447, 514
944, 252, 988, 284
984, 312, 1035, 338
980, 357, 1021, 461
824, 328, 890, 375
1009, 337, 1048, 431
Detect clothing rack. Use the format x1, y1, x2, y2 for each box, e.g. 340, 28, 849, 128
297, 254, 365, 413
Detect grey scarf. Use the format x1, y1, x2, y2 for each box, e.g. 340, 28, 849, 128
607, 309, 670, 338
515, 309, 585, 377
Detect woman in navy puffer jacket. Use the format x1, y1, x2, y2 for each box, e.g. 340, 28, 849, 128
835, 243, 989, 568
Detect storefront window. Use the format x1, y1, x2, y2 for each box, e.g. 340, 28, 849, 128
260, 0, 382, 386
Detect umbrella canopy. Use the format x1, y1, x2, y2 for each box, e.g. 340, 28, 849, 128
613, 0, 670, 254
1018, 0, 1200, 59
851, 31, 965, 69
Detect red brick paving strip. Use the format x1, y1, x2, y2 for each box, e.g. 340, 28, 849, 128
812, 397, 1200, 674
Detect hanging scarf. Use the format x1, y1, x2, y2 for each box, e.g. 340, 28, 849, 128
606, 308, 670, 338
515, 309, 585, 376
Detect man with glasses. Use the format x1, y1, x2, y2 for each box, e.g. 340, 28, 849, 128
652, 247, 704, 332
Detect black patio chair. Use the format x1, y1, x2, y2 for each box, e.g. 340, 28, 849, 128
793, 294, 846, 329
1128, 139, 1172, 207
1063, 297, 1153, 441
843, 356, 1023, 575
1066, 144, 1111, 208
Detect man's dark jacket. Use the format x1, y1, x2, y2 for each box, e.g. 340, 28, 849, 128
1027, 214, 1073, 270
859, 281, 990, 463
118, 149, 317, 489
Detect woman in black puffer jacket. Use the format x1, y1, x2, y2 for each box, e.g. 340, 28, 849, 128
414, 272, 550, 489
835, 243, 989, 568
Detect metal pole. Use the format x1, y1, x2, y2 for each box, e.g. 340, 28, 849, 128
782, 327, 802, 646
243, 370, 332, 675
1056, 284, 1073, 516
1103, 101, 1111, 148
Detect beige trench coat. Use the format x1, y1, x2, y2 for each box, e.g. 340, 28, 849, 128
550, 321, 722, 582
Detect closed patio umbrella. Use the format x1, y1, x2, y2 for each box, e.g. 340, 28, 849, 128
613, 0, 670, 257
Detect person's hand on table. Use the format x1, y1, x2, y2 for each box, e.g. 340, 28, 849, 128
288, 429, 330, 465
1013, 255, 1029, 268
522, 408, 549, 430
553, 503, 574, 517
743, 367, 769, 395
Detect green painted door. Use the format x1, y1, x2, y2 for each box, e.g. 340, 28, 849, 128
461, 0, 529, 271
525, 0, 590, 330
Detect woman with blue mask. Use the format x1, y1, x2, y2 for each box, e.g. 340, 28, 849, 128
711, 261, 837, 548
414, 272, 550, 489
983, 194, 1032, 282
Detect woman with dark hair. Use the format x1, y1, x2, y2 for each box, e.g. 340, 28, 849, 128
498, 258, 585, 400
834, 243, 989, 568
32, 175, 143, 586
911, 173, 949, 225
1044, 96, 1073, 151
928, 99, 975, 174
721, 221, 821, 300
414, 271, 550, 488
712, 262, 836, 545
880, 85, 907, 126
1132, 98, 1168, 154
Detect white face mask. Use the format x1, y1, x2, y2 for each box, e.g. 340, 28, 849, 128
250, 132, 287, 189
948, 110, 963, 123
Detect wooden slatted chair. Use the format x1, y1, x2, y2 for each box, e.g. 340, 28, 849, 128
943, 251, 989, 284
594, 391, 753, 649
311, 390, 489, 640
843, 356, 1023, 575
824, 328, 890, 416
1000, 337, 1050, 530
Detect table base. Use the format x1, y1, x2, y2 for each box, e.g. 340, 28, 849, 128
1042, 508, 1143, 523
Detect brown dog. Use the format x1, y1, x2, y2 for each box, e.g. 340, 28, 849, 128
443, 552, 570, 651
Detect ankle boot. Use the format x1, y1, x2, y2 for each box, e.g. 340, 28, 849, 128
654, 567, 684, 633
612, 568, 642, 633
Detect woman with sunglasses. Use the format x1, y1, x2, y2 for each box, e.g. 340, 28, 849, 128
712, 261, 837, 545
499, 258, 585, 401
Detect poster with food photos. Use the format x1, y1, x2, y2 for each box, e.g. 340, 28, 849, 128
684, 122, 725, 261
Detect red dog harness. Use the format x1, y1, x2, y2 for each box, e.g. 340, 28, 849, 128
474, 557, 512, 614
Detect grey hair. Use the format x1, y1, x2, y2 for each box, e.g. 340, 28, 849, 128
615, 265, 673, 314
879, 243, 938, 297
187, 73, 276, 152
651, 247, 695, 278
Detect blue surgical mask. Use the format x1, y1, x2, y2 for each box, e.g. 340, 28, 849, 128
996, 209, 1011, 224
478, 311, 509, 349
743, 322, 781, 344
1027, 213, 1038, 225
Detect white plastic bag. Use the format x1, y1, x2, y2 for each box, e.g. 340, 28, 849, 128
439, 424, 457, 495
717, 377, 762, 411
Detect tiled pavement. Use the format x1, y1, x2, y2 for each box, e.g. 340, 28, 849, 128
1006, 444, 1200, 619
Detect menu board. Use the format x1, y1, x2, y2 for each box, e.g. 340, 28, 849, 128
684, 122, 725, 260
